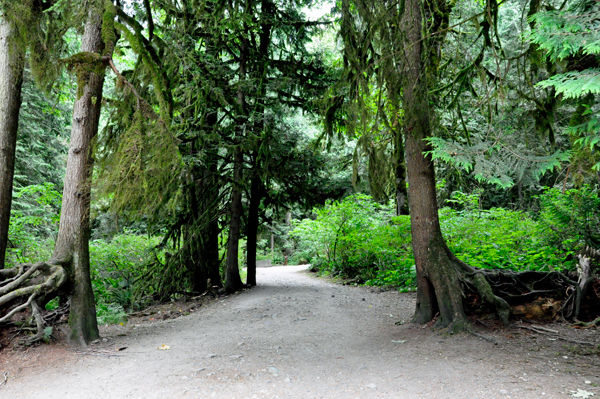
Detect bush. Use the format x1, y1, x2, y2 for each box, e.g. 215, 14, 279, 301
6, 183, 61, 266
441, 206, 572, 272
537, 185, 600, 255
291, 190, 581, 291
290, 195, 415, 289
90, 233, 162, 312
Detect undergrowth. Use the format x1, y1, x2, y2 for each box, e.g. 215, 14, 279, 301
290, 188, 594, 290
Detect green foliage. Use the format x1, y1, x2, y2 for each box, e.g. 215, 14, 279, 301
538, 69, 600, 100
441, 204, 572, 273
290, 195, 415, 289
292, 191, 583, 290
426, 136, 571, 189
16, 70, 71, 189
96, 304, 128, 325
538, 185, 600, 251
6, 183, 62, 265
529, 1, 600, 64
90, 233, 163, 311
530, 0, 600, 171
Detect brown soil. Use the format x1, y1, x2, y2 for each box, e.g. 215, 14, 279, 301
1, 265, 599, 398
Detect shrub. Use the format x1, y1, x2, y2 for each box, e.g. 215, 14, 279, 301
291, 190, 581, 291
537, 185, 600, 256
291, 195, 415, 288
90, 233, 162, 311
441, 206, 573, 272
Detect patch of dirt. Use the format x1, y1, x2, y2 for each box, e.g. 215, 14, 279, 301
1, 265, 599, 398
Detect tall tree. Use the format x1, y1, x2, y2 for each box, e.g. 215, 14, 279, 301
399, 0, 470, 327
0, 15, 25, 269
336, 0, 583, 329
0, 0, 116, 345
53, 1, 115, 345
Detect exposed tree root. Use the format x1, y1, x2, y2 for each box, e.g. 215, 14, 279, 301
518, 324, 597, 346
574, 316, 600, 328
458, 262, 597, 325
0, 262, 67, 343
417, 248, 598, 330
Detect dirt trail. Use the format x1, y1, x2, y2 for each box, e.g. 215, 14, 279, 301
1, 265, 599, 398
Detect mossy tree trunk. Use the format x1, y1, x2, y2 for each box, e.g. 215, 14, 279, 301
245, 0, 273, 287
401, 0, 470, 330
0, 17, 25, 269
204, 151, 222, 288
393, 128, 408, 216
52, 7, 110, 346
187, 152, 208, 294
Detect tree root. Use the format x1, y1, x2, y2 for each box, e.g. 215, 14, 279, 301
0, 262, 67, 343
518, 325, 597, 346
573, 316, 600, 328
471, 272, 511, 325
458, 265, 591, 324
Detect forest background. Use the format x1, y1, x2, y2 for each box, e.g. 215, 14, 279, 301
0, 0, 599, 344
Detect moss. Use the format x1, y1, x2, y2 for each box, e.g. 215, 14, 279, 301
102, 0, 117, 56
62, 52, 106, 98
115, 22, 171, 124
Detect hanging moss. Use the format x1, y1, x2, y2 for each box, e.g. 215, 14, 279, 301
115, 22, 171, 125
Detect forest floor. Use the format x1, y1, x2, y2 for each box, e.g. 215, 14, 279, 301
1, 265, 599, 399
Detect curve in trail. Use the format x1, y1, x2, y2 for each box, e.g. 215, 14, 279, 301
1, 266, 592, 398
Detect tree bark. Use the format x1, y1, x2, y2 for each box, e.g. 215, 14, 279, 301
0, 17, 25, 269
206, 216, 222, 287
401, 0, 469, 330
246, 174, 262, 286
245, 0, 273, 286
53, 8, 108, 346
224, 9, 250, 292
394, 127, 408, 216
224, 145, 246, 292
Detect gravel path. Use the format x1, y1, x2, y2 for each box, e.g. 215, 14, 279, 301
2, 265, 599, 398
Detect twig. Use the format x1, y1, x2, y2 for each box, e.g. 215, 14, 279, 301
574, 316, 600, 328
475, 319, 489, 328
556, 336, 598, 346
69, 348, 127, 357
530, 325, 559, 334
104, 57, 144, 105
0, 371, 8, 387
520, 325, 554, 335
519, 325, 597, 346
470, 331, 498, 344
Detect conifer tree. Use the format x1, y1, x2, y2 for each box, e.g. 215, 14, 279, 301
0, 0, 116, 345
0, 14, 25, 269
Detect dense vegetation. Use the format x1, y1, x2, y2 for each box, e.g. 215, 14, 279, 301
292, 188, 599, 289
0, 0, 599, 345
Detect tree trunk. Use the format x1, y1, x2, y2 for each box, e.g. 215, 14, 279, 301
53, 8, 108, 346
224, 146, 246, 292
206, 217, 222, 287
198, 152, 222, 289
224, 16, 249, 293
401, 0, 469, 330
394, 127, 408, 216
246, 175, 262, 286
0, 17, 25, 269
244, 0, 273, 286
